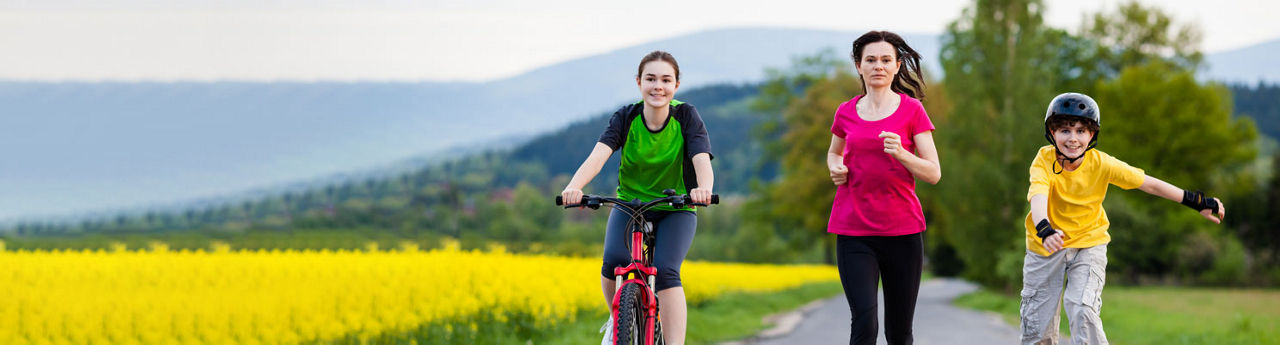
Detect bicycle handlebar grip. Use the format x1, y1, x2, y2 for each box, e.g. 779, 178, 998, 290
710, 194, 719, 205
555, 196, 564, 206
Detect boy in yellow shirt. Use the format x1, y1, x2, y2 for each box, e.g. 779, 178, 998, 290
1020, 93, 1226, 344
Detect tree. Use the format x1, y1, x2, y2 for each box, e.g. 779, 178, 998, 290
1094, 62, 1258, 281
739, 51, 854, 264
1081, 0, 1203, 78
936, 0, 1065, 289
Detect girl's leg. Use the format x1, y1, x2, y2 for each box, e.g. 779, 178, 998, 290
879, 233, 923, 345
1063, 245, 1108, 345
601, 208, 634, 307
837, 235, 880, 345
656, 287, 686, 345
652, 211, 697, 345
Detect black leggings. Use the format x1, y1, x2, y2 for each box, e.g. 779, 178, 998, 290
602, 208, 696, 292
836, 233, 924, 345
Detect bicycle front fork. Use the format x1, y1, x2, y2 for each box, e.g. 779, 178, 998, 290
615, 274, 657, 298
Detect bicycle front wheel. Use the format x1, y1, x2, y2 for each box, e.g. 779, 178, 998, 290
614, 282, 651, 345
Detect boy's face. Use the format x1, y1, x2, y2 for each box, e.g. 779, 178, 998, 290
1051, 121, 1094, 158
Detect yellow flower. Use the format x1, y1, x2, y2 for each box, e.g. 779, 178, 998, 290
0, 248, 837, 344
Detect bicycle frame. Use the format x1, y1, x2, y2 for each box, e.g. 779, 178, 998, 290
557, 191, 717, 345
612, 205, 661, 345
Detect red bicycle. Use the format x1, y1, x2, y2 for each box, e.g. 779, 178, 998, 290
557, 189, 718, 345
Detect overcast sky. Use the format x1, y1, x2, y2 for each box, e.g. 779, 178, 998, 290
1, 0, 1276, 82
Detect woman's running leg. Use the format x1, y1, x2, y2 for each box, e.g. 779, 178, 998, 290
837, 235, 881, 345
879, 233, 923, 345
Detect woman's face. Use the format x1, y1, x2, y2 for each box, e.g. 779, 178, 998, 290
856, 41, 901, 90
637, 60, 679, 108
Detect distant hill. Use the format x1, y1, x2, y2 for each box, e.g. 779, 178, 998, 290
2, 83, 767, 237
1205, 38, 1280, 84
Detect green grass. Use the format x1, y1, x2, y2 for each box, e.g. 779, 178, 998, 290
541, 281, 844, 345
954, 285, 1280, 344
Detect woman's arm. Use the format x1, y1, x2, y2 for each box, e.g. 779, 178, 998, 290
1137, 175, 1226, 223
689, 152, 714, 204
881, 131, 941, 184
561, 142, 614, 205
828, 135, 849, 185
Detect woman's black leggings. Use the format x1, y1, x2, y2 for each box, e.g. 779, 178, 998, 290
836, 233, 924, 345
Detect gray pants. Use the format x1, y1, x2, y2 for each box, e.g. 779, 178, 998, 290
1019, 245, 1108, 345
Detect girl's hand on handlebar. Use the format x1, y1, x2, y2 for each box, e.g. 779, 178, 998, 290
561, 188, 584, 206
829, 164, 848, 185
690, 187, 713, 205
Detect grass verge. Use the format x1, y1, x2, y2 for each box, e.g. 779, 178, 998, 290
953, 285, 1280, 344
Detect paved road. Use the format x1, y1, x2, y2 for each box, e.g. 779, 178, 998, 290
736, 278, 1020, 345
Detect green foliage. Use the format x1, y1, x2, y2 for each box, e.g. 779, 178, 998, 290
935, 0, 1065, 290
1224, 152, 1280, 283
1080, 1, 1204, 77
1096, 63, 1257, 188
733, 51, 856, 264
1095, 62, 1259, 282
1229, 82, 1280, 140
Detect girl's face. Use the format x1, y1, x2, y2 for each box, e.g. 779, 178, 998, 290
856, 41, 901, 89
1053, 121, 1095, 158
637, 60, 679, 108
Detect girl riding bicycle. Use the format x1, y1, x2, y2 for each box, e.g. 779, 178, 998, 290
560, 50, 714, 345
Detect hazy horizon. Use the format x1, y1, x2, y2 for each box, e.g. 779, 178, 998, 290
2, 0, 1277, 82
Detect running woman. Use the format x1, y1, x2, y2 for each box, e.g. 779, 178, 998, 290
826, 30, 940, 345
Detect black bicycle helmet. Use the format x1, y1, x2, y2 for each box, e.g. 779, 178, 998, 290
1043, 93, 1101, 170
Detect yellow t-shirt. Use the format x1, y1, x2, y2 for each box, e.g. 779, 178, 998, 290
1024, 145, 1146, 256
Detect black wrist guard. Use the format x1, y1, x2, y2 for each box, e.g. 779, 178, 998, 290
1181, 190, 1220, 214
1035, 219, 1056, 241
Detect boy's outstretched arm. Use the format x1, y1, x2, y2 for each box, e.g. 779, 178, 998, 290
1136, 175, 1227, 223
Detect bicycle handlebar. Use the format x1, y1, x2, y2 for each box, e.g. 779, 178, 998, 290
555, 193, 719, 210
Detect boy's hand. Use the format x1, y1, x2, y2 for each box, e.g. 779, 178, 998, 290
829, 164, 849, 185
1036, 219, 1066, 253
879, 131, 906, 159
1043, 230, 1066, 253
1200, 197, 1226, 224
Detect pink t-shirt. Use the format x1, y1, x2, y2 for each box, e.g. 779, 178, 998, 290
828, 93, 935, 236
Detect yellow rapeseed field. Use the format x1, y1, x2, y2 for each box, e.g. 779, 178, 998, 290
0, 243, 837, 344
